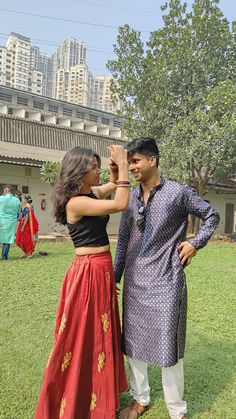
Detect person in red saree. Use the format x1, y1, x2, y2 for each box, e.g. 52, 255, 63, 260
34, 145, 129, 419
16, 194, 39, 259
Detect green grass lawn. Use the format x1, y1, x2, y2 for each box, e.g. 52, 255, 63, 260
0, 242, 235, 419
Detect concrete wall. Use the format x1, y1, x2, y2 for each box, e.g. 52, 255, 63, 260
0, 162, 121, 235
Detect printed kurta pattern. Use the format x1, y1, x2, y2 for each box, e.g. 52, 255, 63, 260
114, 180, 220, 367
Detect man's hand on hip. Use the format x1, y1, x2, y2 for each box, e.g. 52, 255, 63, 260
178, 241, 197, 267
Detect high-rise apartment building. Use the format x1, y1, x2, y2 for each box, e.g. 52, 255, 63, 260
1, 32, 121, 113
6, 32, 31, 92
92, 76, 122, 114
38, 53, 52, 97
3, 32, 43, 95
30, 46, 52, 96
51, 38, 87, 97
0, 46, 13, 87
56, 64, 93, 107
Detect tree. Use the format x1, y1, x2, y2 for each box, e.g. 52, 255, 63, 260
40, 162, 60, 186
107, 0, 236, 199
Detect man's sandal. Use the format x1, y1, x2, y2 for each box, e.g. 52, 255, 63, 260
119, 399, 149, 419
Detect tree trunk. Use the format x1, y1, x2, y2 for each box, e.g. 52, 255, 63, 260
187, 214, 195, 234
193, 178, 207, 234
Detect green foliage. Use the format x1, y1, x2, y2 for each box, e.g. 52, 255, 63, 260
99, 167, 138, 189
40, 161, 60, 186
0, 242, 235, 417
99, 167, 110, 185
107, 0, 236, 194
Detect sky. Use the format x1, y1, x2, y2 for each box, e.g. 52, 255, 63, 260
0, 0, 235, 76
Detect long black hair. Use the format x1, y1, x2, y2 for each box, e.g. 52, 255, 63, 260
52, 147, 101, 224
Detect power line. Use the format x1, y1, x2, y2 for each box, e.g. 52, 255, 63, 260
0, 33, 114, 54
69, 0, 159, 14
0, 8, 150, 33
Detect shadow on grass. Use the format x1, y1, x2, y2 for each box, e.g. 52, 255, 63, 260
120, 331, 236, 418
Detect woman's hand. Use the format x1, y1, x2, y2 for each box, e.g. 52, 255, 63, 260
109, 157, 119, 183
108, 145, 127, 166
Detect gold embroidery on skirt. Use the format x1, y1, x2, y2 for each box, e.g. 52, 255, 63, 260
61, 351, 72, 372
101, 313, 109, 332
98, 352, 106, 372
59, 398, 66, 418
90, 393, 97, 411
58, 313, 66, 335
106, 271, 111, 280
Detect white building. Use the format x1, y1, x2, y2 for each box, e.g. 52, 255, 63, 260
6, 33, 32, 92
56, 64, 93, 107
0, 46, 13, 86
93, 76, 122, 114
2, 33, 44, 95
51, 38, 87, 98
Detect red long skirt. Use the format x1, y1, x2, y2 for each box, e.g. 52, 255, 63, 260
16, 222, 35, 254
35, 252, 127, 419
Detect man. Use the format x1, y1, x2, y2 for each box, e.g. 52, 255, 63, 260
114, 138, 220, 419
0, 185, 21, 260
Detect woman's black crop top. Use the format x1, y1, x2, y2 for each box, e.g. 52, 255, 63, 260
67, 192, 110, 248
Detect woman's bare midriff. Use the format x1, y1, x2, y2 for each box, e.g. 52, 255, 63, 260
75, 244, 110, 256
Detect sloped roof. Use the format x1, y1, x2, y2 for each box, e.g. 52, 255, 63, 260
208, 170, 236, 192
0, 141, 108, 167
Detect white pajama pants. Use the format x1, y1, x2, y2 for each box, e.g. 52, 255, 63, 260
128, 357, 187, 419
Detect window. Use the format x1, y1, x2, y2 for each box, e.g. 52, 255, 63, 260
63, 108, 72, 116
48, 104, 59, 113
33, 101, 44, 110
17, 97, 28, 106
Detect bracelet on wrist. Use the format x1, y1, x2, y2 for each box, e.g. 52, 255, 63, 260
116, 180, 131, 185
116, 184, 130, 188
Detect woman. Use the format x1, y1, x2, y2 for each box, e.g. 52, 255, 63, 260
16, 194, 39, 259
35, 145, 130, 419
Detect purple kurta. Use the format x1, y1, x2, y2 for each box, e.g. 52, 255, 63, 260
114, 180, 220, 367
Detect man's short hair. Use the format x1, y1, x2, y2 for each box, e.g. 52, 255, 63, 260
125, 137, 160, 167
3, 185, 13, 192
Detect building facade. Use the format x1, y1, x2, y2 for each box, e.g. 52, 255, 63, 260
1, 33, 121, 113
0, 33, 44, 95
0, 46, 13, 87
51, 38, 87, 98
56, 64, 93, 107
93, 76, 122, 113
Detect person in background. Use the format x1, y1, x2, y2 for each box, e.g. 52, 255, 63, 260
15, 190, 22, 201
0, 185, 21, 261
15, 190, 23, 221
16, 194, 39, 259
35, 145, 130, 419
114, 137, 220, 419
